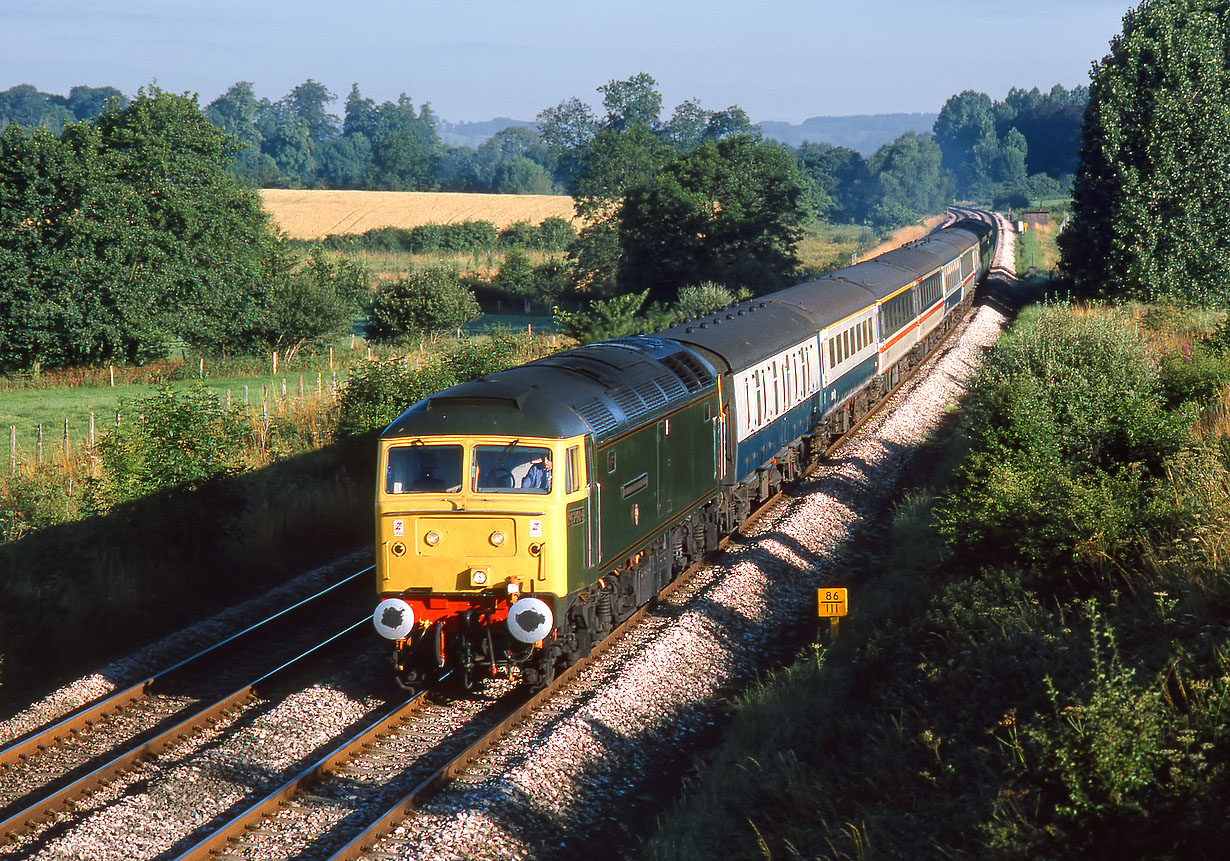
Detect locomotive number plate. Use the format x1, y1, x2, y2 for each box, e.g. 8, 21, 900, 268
817, 587, 848, 618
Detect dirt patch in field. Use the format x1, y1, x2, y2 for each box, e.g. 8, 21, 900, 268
260, 189, 577, 239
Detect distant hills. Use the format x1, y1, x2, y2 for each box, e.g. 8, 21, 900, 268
437, 113, 938, 156
437, 117, 536, 148
757, 113, 938, 155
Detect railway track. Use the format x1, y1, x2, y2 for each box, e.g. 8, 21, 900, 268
0, 569, 372, 846
174, 211, 1012, 861
0, 210, 1014, 859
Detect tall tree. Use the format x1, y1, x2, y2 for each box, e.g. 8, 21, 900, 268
599, 72, 662, 132
619, 134, 809, 299
795, 142, 871, 223
285, 78, 338, 143
342, 83, 377, 139
933, 90, 996, 196
537, 96, 598, 192
867, 132, 953, 228
1061, 0, 1230, 304
0, 86, 285, 369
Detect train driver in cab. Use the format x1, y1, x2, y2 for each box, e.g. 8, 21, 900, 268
521, 453, 552, 491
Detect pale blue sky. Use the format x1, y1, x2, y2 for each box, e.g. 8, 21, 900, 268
1, 0, 1130, 123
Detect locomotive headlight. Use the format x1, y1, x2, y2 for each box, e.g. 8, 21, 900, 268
470, 568, 489, 587
373, 598, 415, 640
489, 531, 506, 547
424, 531, 441, 546
507, 596, 553, 644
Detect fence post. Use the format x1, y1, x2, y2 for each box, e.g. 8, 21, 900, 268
298, 375, 305, 400
9, 426, 15, 476
89, 412, 96, 448
316, 373, 322, 399
37, 424, 43, 466
272, 350, 278, 375
63, 418, 69, 464
199, 357, 205, 380
109, 365, 115, 387
243, 385, 250, 407
329, 346, 334, 370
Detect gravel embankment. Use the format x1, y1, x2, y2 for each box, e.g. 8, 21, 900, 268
1, 217, 1017, 860
362, 218, 1020, 860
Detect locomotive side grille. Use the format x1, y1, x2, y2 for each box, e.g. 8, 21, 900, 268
659, 352, 715, 393
633, 378, 668, 411
653, 372, 688, 401
611, 386, 647, 421
574, 397, 619, 436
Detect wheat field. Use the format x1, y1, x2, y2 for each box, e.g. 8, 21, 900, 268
261, 189, 577, 239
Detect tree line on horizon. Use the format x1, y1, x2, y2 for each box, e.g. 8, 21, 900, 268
1, 77, 1083, 211
0, 72, 1088, 374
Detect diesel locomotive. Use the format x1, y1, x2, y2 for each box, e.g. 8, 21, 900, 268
372, 214, 997, 691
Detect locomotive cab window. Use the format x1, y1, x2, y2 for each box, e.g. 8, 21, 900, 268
474, 444, 554, 493
386, 444, 464, 493
565, 445, 582, 494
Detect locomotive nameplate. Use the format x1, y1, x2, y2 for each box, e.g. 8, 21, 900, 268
566, 506, 586, 526
817, 587, 848, 617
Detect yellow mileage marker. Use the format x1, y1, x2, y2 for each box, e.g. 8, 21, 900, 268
817, 587, 849, 641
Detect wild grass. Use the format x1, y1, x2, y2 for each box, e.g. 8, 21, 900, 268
644, 301, 1230, 858
0, 328, 560, 702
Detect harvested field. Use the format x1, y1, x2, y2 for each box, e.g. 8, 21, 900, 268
261, 189, 577, 239
863, 215, 947, 259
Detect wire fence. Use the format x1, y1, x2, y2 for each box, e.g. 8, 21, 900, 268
6, 373, 343, 479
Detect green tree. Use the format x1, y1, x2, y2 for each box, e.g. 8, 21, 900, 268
342, 83, 378, 139
553, 291, 650, 344
370, 129, 440, 190
364, 268, 480, 342
933, 90, 996, 197
315, 134, 373, 188
61, 86, 126, 121
285, 78, 338, 143
492, 155, 553, 194
570, 123, 673, 291
0, 86, 284, 369
795, 142, 871, 223
0, 84, 73, 133
867, 132, 953, 228
599, 72, 663, 132
536, 96, 598, 192
619, 135, 809, 299
1061, 0, 1230, 304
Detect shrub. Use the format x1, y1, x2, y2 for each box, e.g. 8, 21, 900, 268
364, 268, 481, 343
97, 385, 246, 505
335, 358, 456, 437
535, 216, 576, 251
938, 304, 1196, 583
497, 220, 535, 248
674, 282, 736, 321
553, 291, 649, 344
335, 332, 534, 437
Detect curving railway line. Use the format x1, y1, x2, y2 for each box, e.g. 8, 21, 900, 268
0, 210, 1015, 859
